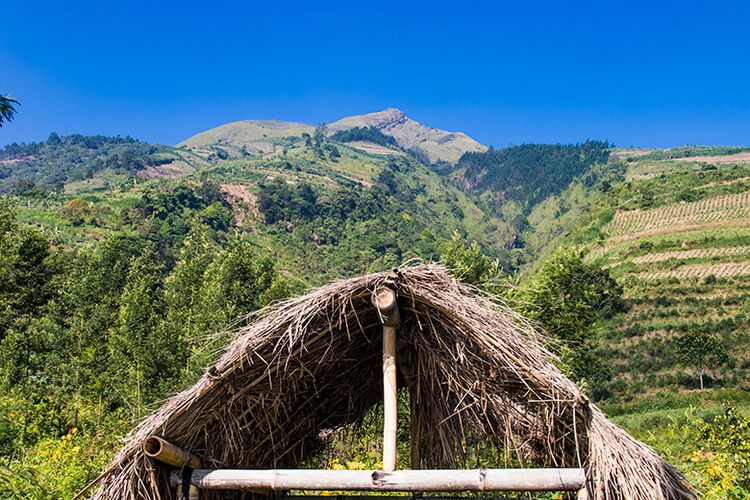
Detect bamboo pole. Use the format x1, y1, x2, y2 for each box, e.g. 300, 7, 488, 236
168, 468, 587, 492
372, 286, 400, 472
144, 436, 201, 500
383, 323, 397, 472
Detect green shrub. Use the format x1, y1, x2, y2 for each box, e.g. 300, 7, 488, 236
698, 404, 750, 498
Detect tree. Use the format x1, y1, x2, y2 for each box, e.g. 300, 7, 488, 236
184, 234, 286, 378
160, 224, 217, 381
313, 123, 328, 147
439, 232, 505, 292
108, 251, 164, 417
675, 331, 729, 389
0, 95, 19, 127
522, 248, 623, 388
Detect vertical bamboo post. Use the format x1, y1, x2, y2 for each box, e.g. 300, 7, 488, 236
372, 286, 400, 472
383, 323, 397, 471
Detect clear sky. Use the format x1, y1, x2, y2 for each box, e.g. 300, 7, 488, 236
2, 0, 749, 148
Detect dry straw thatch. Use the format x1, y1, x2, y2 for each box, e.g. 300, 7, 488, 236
92, 265, 694, 499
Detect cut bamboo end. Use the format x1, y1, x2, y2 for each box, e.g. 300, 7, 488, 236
372, 287, 400, 326
144, 436, 202, 469
145, 437, 202, 500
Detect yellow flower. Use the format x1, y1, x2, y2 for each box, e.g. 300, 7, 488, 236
346, 460, 366, 470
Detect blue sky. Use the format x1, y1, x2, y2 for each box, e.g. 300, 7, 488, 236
2, 0, 749, 148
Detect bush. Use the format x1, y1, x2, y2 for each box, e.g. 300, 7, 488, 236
698, 404, 750, 498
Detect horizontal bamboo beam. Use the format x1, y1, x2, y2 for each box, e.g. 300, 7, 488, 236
169, 468, 586, 492
266, 496, 519, 500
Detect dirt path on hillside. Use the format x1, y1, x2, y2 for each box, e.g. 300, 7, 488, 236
631, 245, 750, 264
346, 141, 406, 157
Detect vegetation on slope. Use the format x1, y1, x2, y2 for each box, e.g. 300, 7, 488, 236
329, 126, 399, 148
0, 134, 170, 193
633, 145, 750, 161
563, 155, 750, 404
0, 189, 298, 497
455, 140, 611, 209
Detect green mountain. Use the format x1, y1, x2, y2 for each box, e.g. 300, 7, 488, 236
178, 108, 488, 164
179, 119, 315, 157
2, 112, 750, 497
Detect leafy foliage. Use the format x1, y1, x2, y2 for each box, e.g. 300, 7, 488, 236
0, 197, 295, 495
521, 248, 623, 391
0, 133, 169, 193
257, 178, 319, 224
699, 404, 750, 497
439, 232, 506, 292
0, 95, 19, 127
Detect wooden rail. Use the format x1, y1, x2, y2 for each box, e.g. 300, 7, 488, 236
168, 468, 587, 492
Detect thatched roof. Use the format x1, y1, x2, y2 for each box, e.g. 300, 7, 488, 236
92, 265, 694, 499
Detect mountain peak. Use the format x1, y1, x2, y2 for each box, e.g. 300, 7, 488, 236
329, 109, 487, 163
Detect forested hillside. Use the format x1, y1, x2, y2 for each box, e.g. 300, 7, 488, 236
454, 140, 611, 208
0, 134, 207, 194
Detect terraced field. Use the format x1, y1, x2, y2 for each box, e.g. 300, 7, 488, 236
583, 153, 750, 399
605, 190, 750, 239
638, 261, 750, 280
598, 274, 750, 398
631, 245, 750, 264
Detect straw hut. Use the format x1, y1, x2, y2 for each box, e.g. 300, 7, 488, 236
90, 265, 694, 499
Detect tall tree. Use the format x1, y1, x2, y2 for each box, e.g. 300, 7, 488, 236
184, 234, 288, 378
108, 251, 164, 417
160, 223, 217, 383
